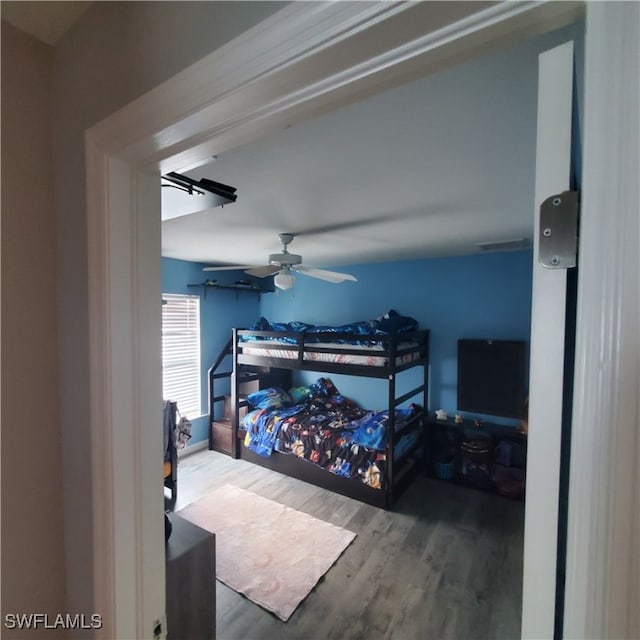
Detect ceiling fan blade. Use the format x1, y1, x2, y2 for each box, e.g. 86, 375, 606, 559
202, 265, 258, 272
245, 265, 280, 278
293, 265, 357, 283
282, 202, 456, 239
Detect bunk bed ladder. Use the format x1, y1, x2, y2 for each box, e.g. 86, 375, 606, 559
207, 337, 234, 452
208, 333, 261, 455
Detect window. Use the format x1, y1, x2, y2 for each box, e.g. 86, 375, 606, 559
161, 293, 201, 417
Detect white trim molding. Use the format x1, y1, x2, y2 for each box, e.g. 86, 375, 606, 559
178, 439, 208, 459
89, 1, 582, 170
86, 136, 117, 637
86, 1, 627, 637
86, 146, 165, 638
563, 3, 640, 639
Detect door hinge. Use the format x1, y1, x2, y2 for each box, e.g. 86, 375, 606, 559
538, 190, 579, 268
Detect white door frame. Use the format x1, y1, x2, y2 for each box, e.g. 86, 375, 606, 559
563, 4, 639, 639
85, 2, 638, 638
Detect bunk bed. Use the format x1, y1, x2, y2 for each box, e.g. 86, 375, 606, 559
216, 316, 429, 509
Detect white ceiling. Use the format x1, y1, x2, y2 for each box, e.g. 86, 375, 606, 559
2, 1, 569, 272
2, 2, 574, 272
161, 25, 555, 271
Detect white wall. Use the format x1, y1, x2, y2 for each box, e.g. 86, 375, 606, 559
1, 22, 67, 637
50, 0, 286, 617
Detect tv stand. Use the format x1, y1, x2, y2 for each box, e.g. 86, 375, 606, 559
424, 415, 527, 500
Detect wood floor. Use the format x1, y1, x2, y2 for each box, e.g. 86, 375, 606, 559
172, 448, 524, 640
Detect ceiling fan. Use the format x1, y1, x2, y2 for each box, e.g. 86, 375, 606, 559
202, 233, 357, 290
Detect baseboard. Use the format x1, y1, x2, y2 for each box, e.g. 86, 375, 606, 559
178, 439, 208, 458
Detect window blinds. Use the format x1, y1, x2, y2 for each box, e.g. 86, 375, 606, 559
161, 293, 201, 417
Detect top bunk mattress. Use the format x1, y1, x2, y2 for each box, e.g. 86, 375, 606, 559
239, 339, 421, 367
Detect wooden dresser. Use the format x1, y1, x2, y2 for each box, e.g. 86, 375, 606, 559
166, 514, 216, 639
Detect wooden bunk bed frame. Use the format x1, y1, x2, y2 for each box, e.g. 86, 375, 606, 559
228, 327, 430, 509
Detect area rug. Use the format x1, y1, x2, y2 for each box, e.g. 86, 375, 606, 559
178, 484, 356, 621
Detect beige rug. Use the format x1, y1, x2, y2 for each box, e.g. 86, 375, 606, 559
178, 484, 356, 621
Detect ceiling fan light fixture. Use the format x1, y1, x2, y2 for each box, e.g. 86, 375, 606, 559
274, 270, 295, 290
203, 233, 354, 286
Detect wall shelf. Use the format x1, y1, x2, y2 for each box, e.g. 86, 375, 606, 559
187, 282, 273, 297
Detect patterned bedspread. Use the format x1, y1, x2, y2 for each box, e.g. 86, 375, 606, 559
241, 378, 420, 490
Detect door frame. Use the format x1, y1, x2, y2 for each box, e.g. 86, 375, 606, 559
85, 2, 638, 638
563, 4, 639, 638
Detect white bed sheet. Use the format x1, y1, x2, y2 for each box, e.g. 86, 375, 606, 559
239, 340, 419, 367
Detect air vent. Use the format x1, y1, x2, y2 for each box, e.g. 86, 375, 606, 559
476, 238, 528, 252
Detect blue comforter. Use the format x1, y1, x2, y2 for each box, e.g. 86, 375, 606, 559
242, 310, 419, 345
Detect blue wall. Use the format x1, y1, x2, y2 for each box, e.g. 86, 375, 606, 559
163, 250, 532, 442
260, 251, 533, 426
162, 257, 261, 443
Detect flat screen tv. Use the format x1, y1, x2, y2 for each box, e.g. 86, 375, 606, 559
457, 339, 527, 419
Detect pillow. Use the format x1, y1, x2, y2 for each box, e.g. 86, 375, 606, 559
375, 309, 419, 333
308, 377, 340, 398
246, 387, 291, 410
289, 385, 312, 404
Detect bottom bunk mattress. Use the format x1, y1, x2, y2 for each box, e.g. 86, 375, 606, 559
240, 377, 421, 491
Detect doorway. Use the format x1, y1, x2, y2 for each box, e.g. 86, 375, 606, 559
85, 3, 639, 638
